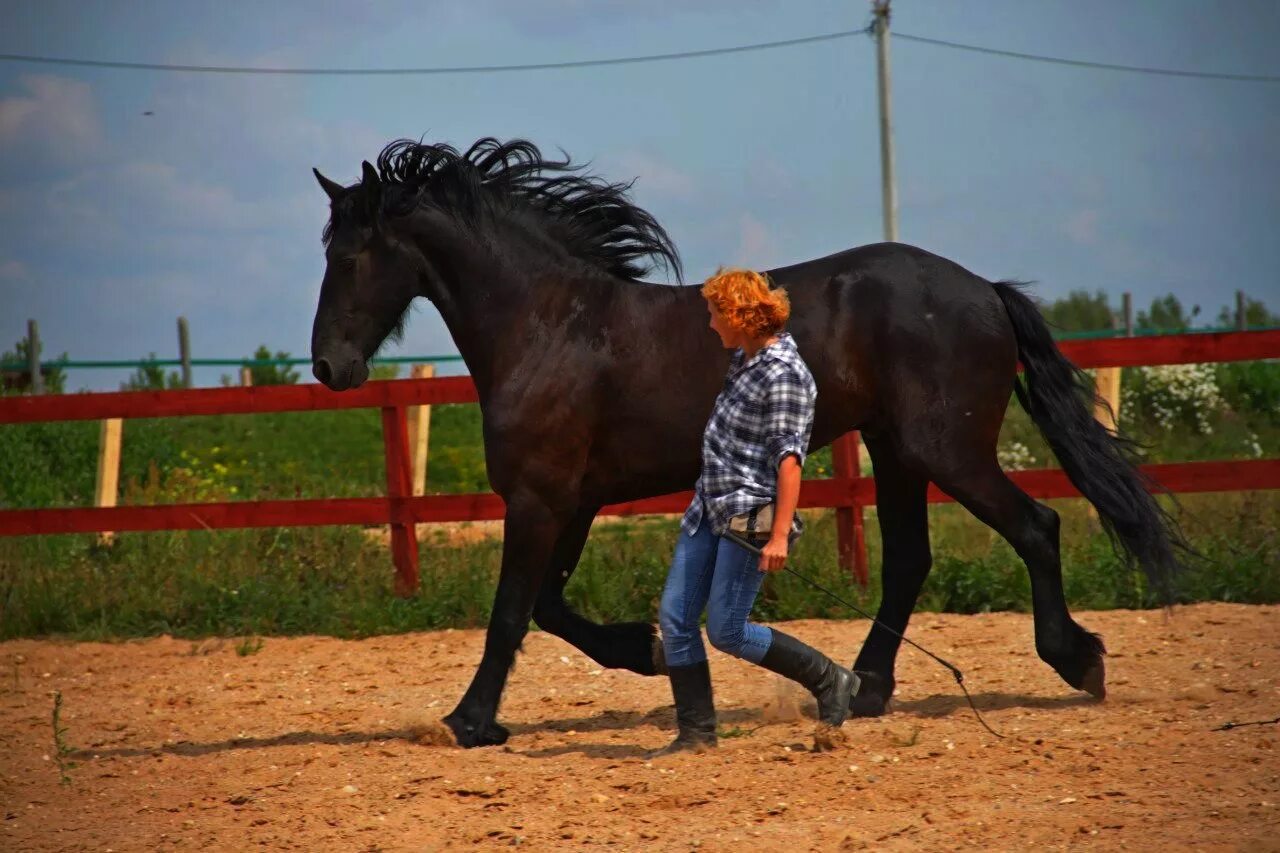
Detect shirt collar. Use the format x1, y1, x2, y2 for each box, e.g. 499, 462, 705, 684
736, 331, 793, 372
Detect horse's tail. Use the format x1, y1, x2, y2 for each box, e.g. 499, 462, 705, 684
991, 280, 1186, 601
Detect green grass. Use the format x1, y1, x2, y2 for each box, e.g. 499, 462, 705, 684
1, 367, 1277, 641
0, 402, 486, 509
1, 492, 1275, 641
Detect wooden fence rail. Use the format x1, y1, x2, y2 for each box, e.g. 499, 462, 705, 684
3, 329, 1278, 594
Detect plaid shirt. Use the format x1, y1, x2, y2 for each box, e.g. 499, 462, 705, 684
682, 332, 817, 539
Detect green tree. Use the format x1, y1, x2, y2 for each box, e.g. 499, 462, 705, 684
1042, 289, 1115, 333
1137, 294, 1200, 333
121, 354, 183, 391
1216, 296, 1280, 330
0, 336, 67, 394
245, 346, 300, 386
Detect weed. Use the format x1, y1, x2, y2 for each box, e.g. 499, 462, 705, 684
717, 724, 763, 739
50, 690, 75, 785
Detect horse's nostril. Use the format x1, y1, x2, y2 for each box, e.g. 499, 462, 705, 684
313, 358, 333, 385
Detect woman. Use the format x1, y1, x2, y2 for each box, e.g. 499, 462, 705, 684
652, 267, 859, 757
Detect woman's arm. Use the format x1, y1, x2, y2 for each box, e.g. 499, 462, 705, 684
760, 454, 801, 572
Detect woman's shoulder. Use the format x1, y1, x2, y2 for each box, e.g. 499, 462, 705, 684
765, 357, 815, 395
765, 339, 815, 392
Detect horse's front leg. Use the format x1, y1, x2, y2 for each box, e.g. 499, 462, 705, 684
443, 494, 562, 747
532, 506, 668, 676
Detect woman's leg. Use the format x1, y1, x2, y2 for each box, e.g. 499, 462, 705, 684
703, 537, 773, 663
659, 523, 718, 666
651, 522, 720, 757
705, 537, 860, 736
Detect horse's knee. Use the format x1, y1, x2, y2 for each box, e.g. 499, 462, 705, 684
1032, 502, 1060, 539
1013, 502, 1060, 564
531, 596, 569, 634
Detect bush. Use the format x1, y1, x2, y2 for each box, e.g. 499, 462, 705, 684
1122, 363, 1224, 435
1216, 361, 1280, 424
1, 336, 66, 395
997, 440, 1038, 471
122, 354, 184, 391
244, 345, 300, 386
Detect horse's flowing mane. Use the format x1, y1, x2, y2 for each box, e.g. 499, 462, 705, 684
328, 137, 683, 283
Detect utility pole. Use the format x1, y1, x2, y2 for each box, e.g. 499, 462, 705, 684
177, 316, 192, 388
873, 0, 898, 242
27, 319, 43, 394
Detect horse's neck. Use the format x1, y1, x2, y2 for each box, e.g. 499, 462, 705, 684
428, 249, 609, 396
408, 210, 708, 398
446, 264, 708, 403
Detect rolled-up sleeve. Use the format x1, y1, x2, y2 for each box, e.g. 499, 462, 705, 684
762, 364, 815, 471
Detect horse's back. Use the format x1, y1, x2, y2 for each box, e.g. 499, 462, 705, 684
774, 242, 1019, 442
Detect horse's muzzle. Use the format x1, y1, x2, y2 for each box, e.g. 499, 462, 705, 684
312, 354, 368, 391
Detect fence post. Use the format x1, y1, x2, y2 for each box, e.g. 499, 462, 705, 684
1093, 297, 1125, 435
94, 418, 123, 544
26, 319, 43, 394
406, 364, 435, 499
831, 431, 868, 587
382, 405, 420, 597
239, 366, 253, 387
1093, 368, 1122, 434
177, 317, 192, 388
1088, 302, 1128, 523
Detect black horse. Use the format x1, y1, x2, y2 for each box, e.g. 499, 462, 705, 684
310, 138, 1184, 748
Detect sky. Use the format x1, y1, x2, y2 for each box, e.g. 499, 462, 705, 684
1, 0, 1278, 391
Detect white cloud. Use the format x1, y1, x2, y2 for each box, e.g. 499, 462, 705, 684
732, 213, 776, 268
0, 75, 102, 162
0, 259, 29, 282
34, 159, 319, 242
608, 150, 697, 200
1063, 209, 1100, 245
482, 0, 766, 36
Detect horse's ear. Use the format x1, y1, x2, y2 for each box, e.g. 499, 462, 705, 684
359, 161, 383, 225
313, 168, 344, 202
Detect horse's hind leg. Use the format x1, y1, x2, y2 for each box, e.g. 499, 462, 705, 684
531, 508, 666, 676
848, 433, 933, 717
933, 461, 1106, 698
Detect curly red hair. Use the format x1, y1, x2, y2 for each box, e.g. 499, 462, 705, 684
700, 267, 790, 338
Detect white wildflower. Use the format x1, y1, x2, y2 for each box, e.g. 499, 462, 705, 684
1124, 363, 1223, 435
998, 441, 1037, 471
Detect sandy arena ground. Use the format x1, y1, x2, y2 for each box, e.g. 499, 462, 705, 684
2, 604, 1278, 851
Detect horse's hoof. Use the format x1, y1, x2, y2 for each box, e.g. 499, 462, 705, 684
442, 714, 510, 748
847, 670, 892, 718
1080, 659, 1106, 700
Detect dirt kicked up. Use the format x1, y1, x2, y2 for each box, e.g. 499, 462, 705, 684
2, 604, 1277, 851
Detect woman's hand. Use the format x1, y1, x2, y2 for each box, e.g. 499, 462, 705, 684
759, 534, 789, 572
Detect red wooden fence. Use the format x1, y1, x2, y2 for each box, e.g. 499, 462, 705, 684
3, 329, 1278, 594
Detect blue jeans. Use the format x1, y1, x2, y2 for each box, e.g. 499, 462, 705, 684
660, 516, 774, 667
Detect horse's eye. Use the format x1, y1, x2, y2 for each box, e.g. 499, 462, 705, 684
337, 256, 357, 271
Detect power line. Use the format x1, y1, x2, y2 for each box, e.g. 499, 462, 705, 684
894, 31, 1280, 82
0, 26, 1275, 82
0, 27, 870, 76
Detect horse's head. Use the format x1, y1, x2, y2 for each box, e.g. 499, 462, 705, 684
310, 161, 420, 391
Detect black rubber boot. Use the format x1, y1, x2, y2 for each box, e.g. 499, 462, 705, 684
647, 661, 717, 758
758, 630, 860, 727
